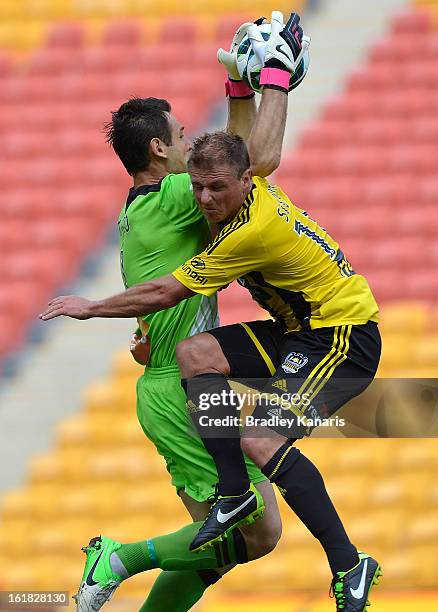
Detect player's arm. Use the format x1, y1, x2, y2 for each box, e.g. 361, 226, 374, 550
39, 275, 194, 321
247, 88, 287, 177
218, 20, 257, 141
247, 12, 310, 177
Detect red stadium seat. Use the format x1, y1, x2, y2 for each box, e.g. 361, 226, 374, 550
392, 10, 430, 35
405, 271, 438, 300
27, 49, 79, 76
418, 177, 438, 205
57, 187, 121, 224
1, 131, 55, 159
160, 17, 197, 44
395, 205, 438, 237
411, 117, 438, 143
1, 189, 56, 220
102, 20, 143, 47
28, 219, 96, 260
0, 282, 49, 320
0, 250, 74, 288
371, 34, 425, 64
366, 270, 406, 302
0, 314, 26, 359
0, 220, 28, 250
347, 65, 402, 93
46, 22, 85, 49
215, 14, 251, 48
0, 54, 12, 77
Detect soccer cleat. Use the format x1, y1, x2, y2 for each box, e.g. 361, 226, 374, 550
330, 551, 383, 611
73, 535, 123, 612
189, 483, 264, 552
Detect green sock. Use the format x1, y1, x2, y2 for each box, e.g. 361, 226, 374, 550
139, 570, 218, 612
115, 521, 244, 576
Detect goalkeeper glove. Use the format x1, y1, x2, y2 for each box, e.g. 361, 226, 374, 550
218, 19, 265, 98
247, 11, 310, 92
217, 21, 253, 81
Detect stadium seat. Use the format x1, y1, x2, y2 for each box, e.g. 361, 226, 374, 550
214, 14, 252, 48
45, 22, 85, 48
102, 20, 143, 47
379, 302, 428, 334
160, 17, 198, 44
392, 9, 430, 34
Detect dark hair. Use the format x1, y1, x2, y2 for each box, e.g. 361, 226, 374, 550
104, 97, 172, 175
188, 131, 250, 178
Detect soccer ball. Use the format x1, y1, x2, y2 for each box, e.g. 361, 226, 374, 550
236, 22, 309, 94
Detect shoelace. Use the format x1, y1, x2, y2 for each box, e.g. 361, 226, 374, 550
199, 484, 220, 527
81, 536, 102, 554
329, 575, 346, 611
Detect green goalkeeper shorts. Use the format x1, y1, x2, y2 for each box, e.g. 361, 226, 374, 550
136, 365, 267, 502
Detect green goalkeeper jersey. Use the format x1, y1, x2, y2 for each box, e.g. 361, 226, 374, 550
118, 172, 218, 369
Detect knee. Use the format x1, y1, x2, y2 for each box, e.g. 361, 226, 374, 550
259, 522, 282, 556
240, 437, 268, 467
176, 333, 229, 378
176, 337, 200, 377
244, 514, 282, 560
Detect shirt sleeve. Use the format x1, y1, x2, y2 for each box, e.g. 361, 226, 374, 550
159, 173, 204, 230
172, 222, 265, 296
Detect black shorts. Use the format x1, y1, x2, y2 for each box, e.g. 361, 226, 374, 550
207, 320, 381, 438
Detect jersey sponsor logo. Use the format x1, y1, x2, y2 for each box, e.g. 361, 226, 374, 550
294, 219, 337, 258
181, 263, 208, 286
282, 352, 308, 374
267, 183, 291, 223
190, 257, 206, 270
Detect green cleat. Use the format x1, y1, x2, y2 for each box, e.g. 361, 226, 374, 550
330, 551, 382, 611
189, 483, 265, 552
73, 535, 123, 612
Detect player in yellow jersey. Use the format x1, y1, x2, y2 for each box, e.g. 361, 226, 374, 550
40, 23, 383, 611
41, 131, 383, 612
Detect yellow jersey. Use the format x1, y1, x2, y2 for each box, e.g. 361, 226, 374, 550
173, 176, 379, 332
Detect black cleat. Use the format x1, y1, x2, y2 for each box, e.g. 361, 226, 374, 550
330, 551, 382, 611
189, 483, 264, 552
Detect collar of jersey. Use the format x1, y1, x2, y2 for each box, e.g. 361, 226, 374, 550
125, 180, 164, 211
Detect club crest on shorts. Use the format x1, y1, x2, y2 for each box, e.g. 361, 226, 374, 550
282, 352, 308, 374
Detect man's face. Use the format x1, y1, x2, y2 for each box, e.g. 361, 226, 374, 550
164, 113, 192, 174
189, 164, 252, 224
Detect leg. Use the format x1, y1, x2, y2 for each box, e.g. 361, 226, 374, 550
177, 332, 251, 497
140, 483, 281, 612
140, 493, 226, 612
241, 432, 358, 575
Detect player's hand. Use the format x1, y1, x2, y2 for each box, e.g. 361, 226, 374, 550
217, 20, 254, 80
253, 10, 310, 74
130, 331, 151, 366
39, 296, 93, 320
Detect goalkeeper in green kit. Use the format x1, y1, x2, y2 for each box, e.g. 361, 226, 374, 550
60, 12, 310, 612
